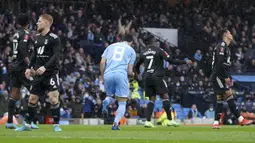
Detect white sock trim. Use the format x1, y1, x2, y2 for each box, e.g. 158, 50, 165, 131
213, 121, 219, 125
238, 116, 244, 123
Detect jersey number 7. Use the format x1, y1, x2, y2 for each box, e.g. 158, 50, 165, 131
146, 56, 154, 69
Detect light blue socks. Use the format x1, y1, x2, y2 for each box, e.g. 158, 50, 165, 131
114, 101, 126, 125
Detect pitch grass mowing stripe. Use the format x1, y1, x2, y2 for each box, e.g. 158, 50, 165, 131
0, 125, 255, 143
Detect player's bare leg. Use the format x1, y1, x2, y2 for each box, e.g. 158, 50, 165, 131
144, 96, 156, 128
6, 87, 20, 129
48, 90, 62, 132
224, 90, 253, 126
112, 97, 127, 130
15, 94, 39, 131
161, 93, 179, 127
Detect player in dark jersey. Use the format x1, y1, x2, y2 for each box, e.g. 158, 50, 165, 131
211, 29, 252, 129
6, 14, 38, 129
135, 35, 192, 128
15, 14, 62, 132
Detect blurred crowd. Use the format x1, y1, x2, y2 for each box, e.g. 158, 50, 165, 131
0, 0, 255, 123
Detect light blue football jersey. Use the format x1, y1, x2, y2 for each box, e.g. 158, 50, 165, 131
102, 42, 136, 76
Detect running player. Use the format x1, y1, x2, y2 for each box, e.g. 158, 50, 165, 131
100, 34, 136, 130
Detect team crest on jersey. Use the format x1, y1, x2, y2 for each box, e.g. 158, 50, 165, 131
23, 35, 29, 42
221, 42, 225, 46
24, 35, 29, 40
45, 39, 48, 44
164, 51, 169, 57
219, 47, 224, 55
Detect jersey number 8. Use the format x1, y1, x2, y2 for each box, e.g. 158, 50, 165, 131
112, 46, 125, 61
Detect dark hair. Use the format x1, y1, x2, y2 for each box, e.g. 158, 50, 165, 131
218, 28, 229, 40
122, 34, 133, 42
146, 34, 156, 45
17, 14, 29, 27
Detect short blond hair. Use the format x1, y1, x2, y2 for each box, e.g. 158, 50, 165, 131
40, 14, 53, 25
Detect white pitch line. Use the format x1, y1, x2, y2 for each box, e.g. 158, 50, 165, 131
10, 135, 255, 142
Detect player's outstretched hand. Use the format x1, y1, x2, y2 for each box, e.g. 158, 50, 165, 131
36, 66, 46, 75
185, 60, 193, 65
25, 69, 31, 79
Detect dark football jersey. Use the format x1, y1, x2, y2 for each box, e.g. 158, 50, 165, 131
10, 28, 31, 71
211, 41, 231, 79
29, 32, 61, 75
136, 45, 186, 77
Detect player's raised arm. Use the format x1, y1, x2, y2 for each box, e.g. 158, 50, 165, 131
44, 37, 61, 70
158, 48, 192, 65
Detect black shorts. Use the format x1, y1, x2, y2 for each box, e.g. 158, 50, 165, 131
144, 76, 168, 97
10, 70, 30, 89
30, 73, 60, 96
212, 76, 230, 95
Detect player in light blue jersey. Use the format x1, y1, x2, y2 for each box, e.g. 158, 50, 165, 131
100, 34, 136, 130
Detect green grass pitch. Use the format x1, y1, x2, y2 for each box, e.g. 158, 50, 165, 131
0, 125, 255, 143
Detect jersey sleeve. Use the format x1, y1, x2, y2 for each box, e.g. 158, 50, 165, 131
44, 38, 61, 69
158, 48, 186, 65
29, 48, 36, 68
129, 48, 136, 65
18, 32, 29, 58
29, 36, 38, 68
